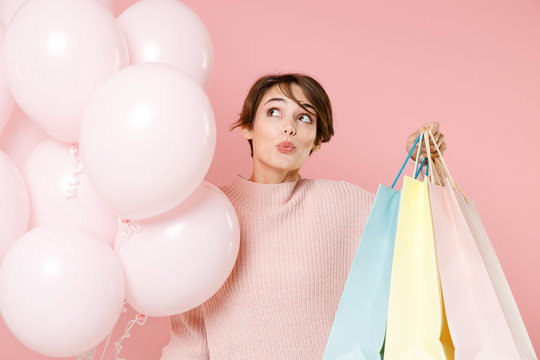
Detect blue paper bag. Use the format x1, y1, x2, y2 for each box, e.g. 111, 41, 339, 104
323, 184, 400, 360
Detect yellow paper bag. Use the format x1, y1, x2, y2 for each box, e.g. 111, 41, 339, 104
384, 175, 454, 359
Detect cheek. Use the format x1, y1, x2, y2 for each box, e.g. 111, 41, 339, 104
298, 127, 317, 147
251, 120, 276, 143
250, 128, 272, 156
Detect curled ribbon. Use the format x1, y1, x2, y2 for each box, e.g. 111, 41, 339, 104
76, 347, 96, 360
115, 218, 142, 253
119, 218, 142, 238
65, 143, 84, 200
111, 310, 148, 360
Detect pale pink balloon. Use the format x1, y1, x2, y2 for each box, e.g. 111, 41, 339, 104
118, 0, 214, 87
0, 0, 27, 28
0, 26, 14, 135
23, 138, 119, 246
0, 0, 115, 28
79, 63, 216, 220
0, 150, 29, 263
0, 226, 125, 357
0, 104, 47, 172
115, 181, 239, 316
100, 0, 113, 12
4, 0, 128, 143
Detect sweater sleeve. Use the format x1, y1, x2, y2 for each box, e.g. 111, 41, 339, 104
159, 306, 210, 360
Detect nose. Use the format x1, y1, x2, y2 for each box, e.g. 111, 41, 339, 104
282, 119, 296, 136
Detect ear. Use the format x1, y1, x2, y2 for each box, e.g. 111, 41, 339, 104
312, 140, 322, 152
241, 126, 253, 140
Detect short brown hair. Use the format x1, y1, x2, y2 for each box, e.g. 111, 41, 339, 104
231, 73, 334, 156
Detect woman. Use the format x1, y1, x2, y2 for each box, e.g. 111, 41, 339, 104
160, 74, 446, 359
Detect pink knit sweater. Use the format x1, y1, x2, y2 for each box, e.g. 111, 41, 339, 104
160, 174, 374, 359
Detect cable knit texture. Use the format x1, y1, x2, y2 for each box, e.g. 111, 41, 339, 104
160, 174, 375, 360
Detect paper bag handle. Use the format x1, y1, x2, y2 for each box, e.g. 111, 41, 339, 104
426, 129, 470, 202
391, 133, 424, 189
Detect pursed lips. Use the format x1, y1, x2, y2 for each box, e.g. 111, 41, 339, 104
277, 141, 296, 153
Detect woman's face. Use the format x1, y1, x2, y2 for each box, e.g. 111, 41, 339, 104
242, 84, 321, 179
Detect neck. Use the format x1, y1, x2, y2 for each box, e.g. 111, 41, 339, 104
249, 170, 300, 184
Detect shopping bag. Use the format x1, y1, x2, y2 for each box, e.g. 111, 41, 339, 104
323, 135, 424, 360
426, 130, 537, 360
456, 192, 537, 359
455, 189, 537, 359
323, 184, 400, 360
384, 131, 454, 359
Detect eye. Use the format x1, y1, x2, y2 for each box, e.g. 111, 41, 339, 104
267, 108, 280, 117
298, 114, 312, 123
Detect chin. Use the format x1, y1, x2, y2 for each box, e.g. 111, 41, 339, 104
256, 151, 307, 170
275, 161, 306, 172
263, 158, 298, 172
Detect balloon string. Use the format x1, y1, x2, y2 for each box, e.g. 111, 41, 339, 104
98, 329, 114, 360
119, 218, 141, 237
76, 346, 96, 360
65, 143, 84, 200
115, 218, 142, 253
106, 307, 148, 360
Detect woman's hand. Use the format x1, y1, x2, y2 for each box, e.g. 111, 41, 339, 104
406, 122, 447, 163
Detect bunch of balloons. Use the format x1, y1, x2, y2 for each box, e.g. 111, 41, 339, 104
0, 0, 240, 357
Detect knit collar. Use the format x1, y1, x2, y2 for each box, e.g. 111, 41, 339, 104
225, 173, 303, 210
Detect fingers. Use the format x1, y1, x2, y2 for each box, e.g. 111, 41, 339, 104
438, 141, 447, 156
413, 133, 446, 160
405, 130, 421, 154
408, 122, 447, 161
436, 134, 445, 153
410, 122, 439, 145
421, 121, 439, 135
425, 134, 446, 158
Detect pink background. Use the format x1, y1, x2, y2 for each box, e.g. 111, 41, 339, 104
1, 0, 539, 358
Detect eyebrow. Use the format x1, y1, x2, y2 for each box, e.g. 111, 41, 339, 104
264, 97, 316, 112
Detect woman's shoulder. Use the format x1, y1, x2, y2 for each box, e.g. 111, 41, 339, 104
299, 179, 375, 220
301, 178, 375, 202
